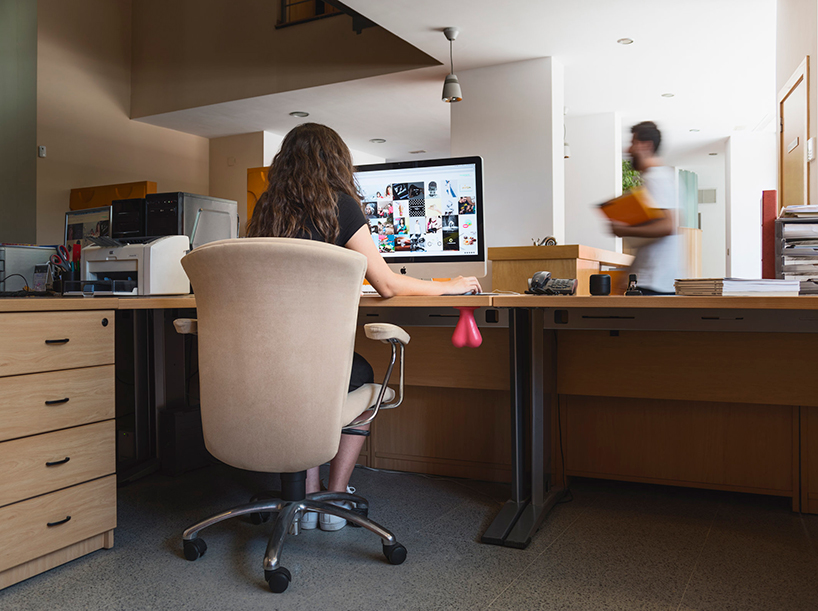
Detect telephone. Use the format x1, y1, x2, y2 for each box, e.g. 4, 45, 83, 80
525, 271, 578, 295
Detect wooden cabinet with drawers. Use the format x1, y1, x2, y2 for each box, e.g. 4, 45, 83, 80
0, 308, 117, 590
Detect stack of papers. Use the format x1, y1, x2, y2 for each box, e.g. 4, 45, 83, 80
782, 205, 818, 218
780, 226, 818, 280
721, 278, 800, 296
799, 279, 818, 295
675, 278, 800, 296
782, 224, 818, 239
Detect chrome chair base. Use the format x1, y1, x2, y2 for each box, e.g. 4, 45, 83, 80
181, 491, 407, 593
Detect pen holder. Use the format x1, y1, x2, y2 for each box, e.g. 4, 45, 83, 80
452, 307, 482, 348
61, 269, 81, 295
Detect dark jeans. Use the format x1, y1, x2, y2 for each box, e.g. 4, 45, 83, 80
349, 352, 374, 392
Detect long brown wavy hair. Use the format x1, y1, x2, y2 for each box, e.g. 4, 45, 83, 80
246, 123, 360, 243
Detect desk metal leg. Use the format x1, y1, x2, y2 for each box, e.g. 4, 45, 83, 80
482, 308, 564, 548
482, 308, 530, 544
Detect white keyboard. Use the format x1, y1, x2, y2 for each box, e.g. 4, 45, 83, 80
361, 284, 379, 295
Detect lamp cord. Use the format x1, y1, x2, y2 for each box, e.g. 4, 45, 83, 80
450, 40, 454, 73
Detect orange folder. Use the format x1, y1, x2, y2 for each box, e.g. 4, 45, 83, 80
599, 187, 665, 226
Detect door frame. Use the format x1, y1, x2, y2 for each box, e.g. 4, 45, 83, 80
777, 56, 810, 212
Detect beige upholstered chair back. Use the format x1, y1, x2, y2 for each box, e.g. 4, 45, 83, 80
181, 238, 366, 473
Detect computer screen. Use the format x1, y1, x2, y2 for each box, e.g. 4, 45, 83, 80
354, 156, 486, 278
65, 206, 112, 248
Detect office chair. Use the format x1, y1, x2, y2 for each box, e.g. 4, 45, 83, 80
174, 238, 410, 593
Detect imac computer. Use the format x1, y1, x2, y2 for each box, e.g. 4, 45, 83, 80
354, 156, 486, 279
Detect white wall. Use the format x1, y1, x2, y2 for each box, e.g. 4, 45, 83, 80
725, 132, 777, 277
674, 148, 727, 278
260, 130, 383, 167
209, 132, 265, 237
349, 148, 386, 167
263, 131, 283, 166
564, 112, 622, 251
36, 0, 209, 245
451, 57, 565, 247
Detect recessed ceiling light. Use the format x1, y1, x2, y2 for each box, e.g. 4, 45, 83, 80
661, 93, 675, 98
689, 129, 700, 132
289, 111, 309, 117
369, 138, 386, 144
409, 150, 427, 154
617, 38, 634, 45
709, 152, 718, 156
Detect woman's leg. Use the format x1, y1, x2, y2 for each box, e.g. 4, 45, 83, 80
306, 466, 321, 494
322, 352, 374, 492
327, 425, 370, 492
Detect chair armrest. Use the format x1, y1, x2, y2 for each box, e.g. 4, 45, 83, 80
364, 323, 410, 345
345, 324, 409, 430
174, 318, 198, 335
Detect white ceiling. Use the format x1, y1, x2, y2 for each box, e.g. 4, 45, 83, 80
136, 0, 777, 165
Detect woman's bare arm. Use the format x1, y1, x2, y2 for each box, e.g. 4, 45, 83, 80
345, 225, 482, 297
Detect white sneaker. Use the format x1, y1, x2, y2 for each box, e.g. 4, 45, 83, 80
300, 510, 318, 530
319, 487, 357, 532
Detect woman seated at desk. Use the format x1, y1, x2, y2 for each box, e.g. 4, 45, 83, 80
246, 123, 481, 531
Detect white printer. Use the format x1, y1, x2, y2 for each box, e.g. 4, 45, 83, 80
78, 235, 190, 296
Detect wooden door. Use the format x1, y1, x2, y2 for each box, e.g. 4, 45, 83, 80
778, 57, 810, 211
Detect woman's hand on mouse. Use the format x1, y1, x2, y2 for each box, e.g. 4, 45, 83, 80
445, 276, 483, 295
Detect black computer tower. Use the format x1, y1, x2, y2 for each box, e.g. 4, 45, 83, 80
111, 198, 147, 240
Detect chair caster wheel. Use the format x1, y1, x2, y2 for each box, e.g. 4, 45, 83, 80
383, 542, 407, 565
183, 538, 207, 561
265, 567, 292, 593
249, 512, 271, 525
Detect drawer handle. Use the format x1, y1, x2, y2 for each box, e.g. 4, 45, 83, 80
46, 457, 71, 467
45, 338, 70, 345
45, 397, 70, 406
47, 516, 72, 527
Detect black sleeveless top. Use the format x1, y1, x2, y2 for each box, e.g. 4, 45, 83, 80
296, 193, 367, 246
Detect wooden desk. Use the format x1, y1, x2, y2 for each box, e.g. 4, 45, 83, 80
488, 294, 818, 547
118, 294, 511, 482
354, 295, 509, 482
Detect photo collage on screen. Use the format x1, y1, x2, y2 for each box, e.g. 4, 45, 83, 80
360, 172, 478, 256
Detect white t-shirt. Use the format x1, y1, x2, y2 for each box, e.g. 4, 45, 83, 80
629, 166, 681, 293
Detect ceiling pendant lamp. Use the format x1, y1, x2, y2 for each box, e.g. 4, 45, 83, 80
442, 27, 462, 103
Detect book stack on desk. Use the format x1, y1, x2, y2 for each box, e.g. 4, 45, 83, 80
675, 278, 800, 296
674, 278, 724, 296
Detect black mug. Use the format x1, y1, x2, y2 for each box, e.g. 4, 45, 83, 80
589, 274, 611, 296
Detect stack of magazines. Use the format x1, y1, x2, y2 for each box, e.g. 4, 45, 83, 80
674, 278, 800, 296
781, 204, 818, 218
780, 223, 818, 281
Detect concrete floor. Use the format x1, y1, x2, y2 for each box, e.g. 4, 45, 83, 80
2, 463, 818, 610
